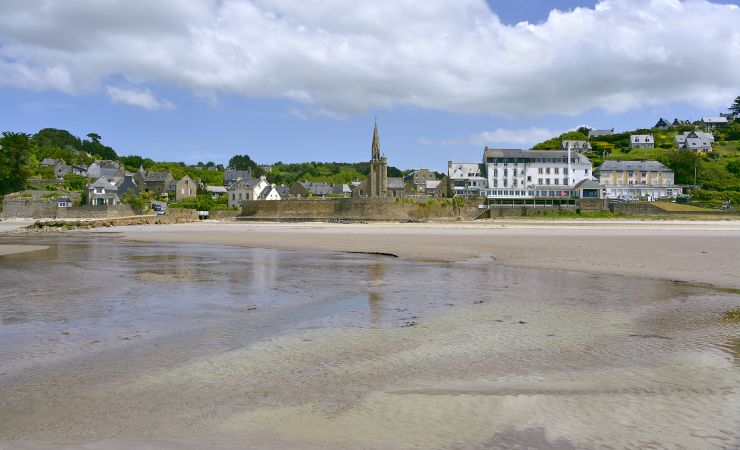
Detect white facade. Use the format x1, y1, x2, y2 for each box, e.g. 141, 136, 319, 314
447, 162, 487, 196
227, 176, 270, 208
481, 148, 593, 199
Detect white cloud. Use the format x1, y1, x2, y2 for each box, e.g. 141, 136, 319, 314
1, 0, 739, 116
106, 85, 175, 110
420, 126, 566, 148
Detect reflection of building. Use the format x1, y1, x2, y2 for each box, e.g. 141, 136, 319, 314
595, 160, 681, 199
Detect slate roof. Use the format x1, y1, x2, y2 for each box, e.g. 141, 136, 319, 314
206, 185, 227, 194
571, 179, 600, 190
426, 180, 442, 190
40, 158, 61, 167
683, 138, 711, 150
702, 117, 728, 124
449, 163, 485, 179
331, 184, 351, 195
145, 171, 171, 182
224, 170, 253, 184
596, 161, 672, 172
483, 148, 590, 163
299, 181, 333, 196
276, 185, 290, 197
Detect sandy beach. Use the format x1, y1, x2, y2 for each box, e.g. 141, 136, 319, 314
96, 220, 740, 289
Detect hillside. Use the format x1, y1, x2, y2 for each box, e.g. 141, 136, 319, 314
533, 122, 740, 204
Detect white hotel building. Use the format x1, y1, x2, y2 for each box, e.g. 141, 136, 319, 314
449, 148, 594, 199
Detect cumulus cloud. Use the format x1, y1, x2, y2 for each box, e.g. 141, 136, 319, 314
0, 0, 739, 116
106, 86, 175, 110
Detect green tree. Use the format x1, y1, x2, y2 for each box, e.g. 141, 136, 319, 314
228, 153, 263, 176
121, 189, 146, 213
665, 150, 701, 185
532, 131, 589, 150
726, 160, 740, 176
729, 96, 740, 115
63, 173, 87, 191
0, 132, 33, 194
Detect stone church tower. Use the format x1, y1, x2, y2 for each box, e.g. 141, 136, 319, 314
368, 122, 388, 197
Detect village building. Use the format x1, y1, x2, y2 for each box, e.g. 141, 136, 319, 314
387, 177, 406, 198
424, 179, 448, 198
87, 160, 124, 179
673, 118, 691, 127
701, 117, 728, 130
588, 128, 614, 139
675, 131, 714, 152
595, 160, 681, 200
205, 185, 227, 199
227, 176, 270, 208
331, 184, 353, 198
481, 148, 593, 199
654, 118, 672, 129
447, 162, 487, 197
630, 134, 654, 149
118, 174, 139, 196
288, 181, 334, 198
224, 169, 253, 187
168, 175, 197, 201
143, 171, 174, 196
560, 140, 592, 152
257, 185, 282, 200
87, 177, 122, 206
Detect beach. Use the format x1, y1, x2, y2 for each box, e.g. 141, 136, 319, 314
97, 220, 740, 288
1, 220, 739, 449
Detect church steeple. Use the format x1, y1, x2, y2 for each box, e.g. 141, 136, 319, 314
371, 120, 380, 161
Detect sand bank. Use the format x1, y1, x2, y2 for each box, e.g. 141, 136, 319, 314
0, 244, 48, 256
99, 220, 740, 288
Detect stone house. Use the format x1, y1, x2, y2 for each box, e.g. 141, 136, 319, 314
289, 181, 334, 198
387, 177, 406, 198
88, 177, 122, 206
424, 179, 448, 198
206, 185, 227, 199
87, 160, 124, 179
168, 175, 197, 201
143, 171, 174, 196
224, 169, 253, 187
630, 134, 654, 149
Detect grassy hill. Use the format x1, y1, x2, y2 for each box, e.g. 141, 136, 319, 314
534, 123, 740, 205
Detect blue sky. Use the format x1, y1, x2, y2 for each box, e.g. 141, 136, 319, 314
1, 0, 739, 171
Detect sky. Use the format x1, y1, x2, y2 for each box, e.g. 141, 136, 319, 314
1, 0, 739, 172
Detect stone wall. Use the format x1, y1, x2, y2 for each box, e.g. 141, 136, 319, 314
239, 198, 478, 222
165, 208, 199, 220
57, 204, 135, 219
1, 197, 57, 219
209, 210, 240, 221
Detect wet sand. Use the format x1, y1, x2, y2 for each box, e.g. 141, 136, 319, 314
100, 220, 740, 288
0, 245, 48, 256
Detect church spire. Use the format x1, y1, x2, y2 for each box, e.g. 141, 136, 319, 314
371, 120, 380, 161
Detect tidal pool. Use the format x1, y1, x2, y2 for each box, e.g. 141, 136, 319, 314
0, 234, 738, 449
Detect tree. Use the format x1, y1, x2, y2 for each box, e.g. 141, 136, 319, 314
63, 173, 87, 191
0, 132, 33, 194
86, 133, 101, 144
121, 189, 146, 213
729, 96, 740, 115
532, 131, 589, 150
665, 150, 701, 185
228, 153, 262, 176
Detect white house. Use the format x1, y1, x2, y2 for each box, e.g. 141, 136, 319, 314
257, 185, 282, 201
447, 162, 487, 197
701, 117, 728, 130
227, 176, 270, 208
675, 131, 713, 152
630, 134, 654, 149
595, 160, 681, 200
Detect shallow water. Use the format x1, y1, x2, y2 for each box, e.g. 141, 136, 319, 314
0, 234, 738, 449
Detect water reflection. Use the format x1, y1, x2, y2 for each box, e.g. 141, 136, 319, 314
0, 234, 738, 449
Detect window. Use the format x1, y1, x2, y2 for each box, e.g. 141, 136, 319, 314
538, 178, 543, 185
554, 168, 559, 174
513, 169, 518, 176
546, 179, 551, 185
538, 168, 543, 174
232, 193, 235, 200
553, 179, 559, 185
527, 176, 532, 182
563, 178, 568, 185
545, 168, 551, 174
493, 169, 498, 176
584, 169, 588, 174
564, 168, 568, 174
503, 169, 508, 176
